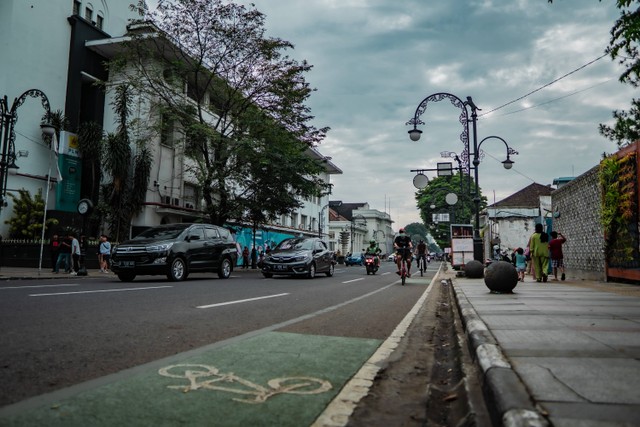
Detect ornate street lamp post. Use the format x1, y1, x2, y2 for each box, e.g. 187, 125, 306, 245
407, 92, 517, 261
0, 89, 52, 216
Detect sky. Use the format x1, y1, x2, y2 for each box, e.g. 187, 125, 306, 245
235, 1, 631, 229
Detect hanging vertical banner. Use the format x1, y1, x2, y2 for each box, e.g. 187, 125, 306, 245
55, 131, 82, 212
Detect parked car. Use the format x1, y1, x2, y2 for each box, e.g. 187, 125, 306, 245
345, 253, 364, 266
111, 223, 238, 282
261, 237, 335, 278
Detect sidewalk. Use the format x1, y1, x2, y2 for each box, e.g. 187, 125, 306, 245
451, 272, 640, 426
0, 266, 110, 280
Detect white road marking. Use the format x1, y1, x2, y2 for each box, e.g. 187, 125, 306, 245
342, 278, 365, 284
29, 286, 173, 297
0, 284, 79, 290
197, 293, 289, 309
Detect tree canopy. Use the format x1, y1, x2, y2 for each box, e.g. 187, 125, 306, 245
415, 173, 486, 249
117, 0, 331, 226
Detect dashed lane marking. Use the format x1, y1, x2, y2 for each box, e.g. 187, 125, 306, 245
0, 284, 79, 290
197, 293, 290, 309
342, 278, 365, 284
29, 286, 173, 297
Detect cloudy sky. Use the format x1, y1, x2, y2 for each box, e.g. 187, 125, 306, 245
234, 0, 630, 229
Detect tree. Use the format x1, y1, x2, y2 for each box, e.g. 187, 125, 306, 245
599, 98, 640, 147
100, 84, 152, 241
4, 189, 58, 239
404, 222, 429, 244
117, 0, 331, 227
415, 173, 486, 249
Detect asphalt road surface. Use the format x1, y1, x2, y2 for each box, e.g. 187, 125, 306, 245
0, 260, 439, 411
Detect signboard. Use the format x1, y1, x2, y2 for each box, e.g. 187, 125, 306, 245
55, 131, 82, 212
450, 224, 474, 268
432, 213, 450, 222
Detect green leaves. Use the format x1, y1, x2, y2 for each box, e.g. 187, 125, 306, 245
117, 0, 328, 227
4, 189, 58, 240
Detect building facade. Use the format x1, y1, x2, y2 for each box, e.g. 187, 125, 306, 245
0, 1, 340, 242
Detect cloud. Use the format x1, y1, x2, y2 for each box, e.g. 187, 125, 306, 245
237, 0, 629, 229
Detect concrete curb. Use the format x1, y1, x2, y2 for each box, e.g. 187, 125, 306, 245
312, 269, 441, 427
451, 279, 550, 427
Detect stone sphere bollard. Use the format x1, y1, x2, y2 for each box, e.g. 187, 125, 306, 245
484, 261, 518, 293
464, 260, 485, 278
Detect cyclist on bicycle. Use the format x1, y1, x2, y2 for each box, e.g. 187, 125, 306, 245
364, 240, 382, 266
394, 228, 413, 277
416, 239, 427, 271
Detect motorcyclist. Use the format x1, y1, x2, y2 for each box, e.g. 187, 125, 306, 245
364, 239, 381, 266
394, 228, 413, 277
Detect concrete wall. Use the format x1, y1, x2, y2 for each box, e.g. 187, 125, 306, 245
552, 165, 606, 281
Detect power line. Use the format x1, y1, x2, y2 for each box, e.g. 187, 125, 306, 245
495, 77, 615, 117
479, 52, 609, 118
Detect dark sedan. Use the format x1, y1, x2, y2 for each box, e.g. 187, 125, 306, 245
261, 237, 335, 278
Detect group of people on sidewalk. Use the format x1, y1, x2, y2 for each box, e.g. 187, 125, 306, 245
50, 234, 111, 275
511, 223, 566, 283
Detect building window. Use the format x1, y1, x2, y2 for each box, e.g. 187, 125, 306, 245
160, 113, 175, 147
73, 1, 81, 15
85, 6, 93, 21
96, 15, 103, 30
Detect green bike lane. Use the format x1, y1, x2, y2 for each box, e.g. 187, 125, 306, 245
0, 274, 437, 427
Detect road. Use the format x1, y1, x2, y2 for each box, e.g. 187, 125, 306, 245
0, 260, 439, 419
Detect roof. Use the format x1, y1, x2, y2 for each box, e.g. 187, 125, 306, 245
552, 177, 575, 185
488, 183, 553, 208
329, 202, 368, 221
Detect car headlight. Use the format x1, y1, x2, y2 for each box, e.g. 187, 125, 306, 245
146, 242, 174, 253
295, 254, 311, 262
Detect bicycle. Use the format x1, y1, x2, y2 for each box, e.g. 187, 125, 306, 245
397, 247, 411, 285
416, 253, 427, 276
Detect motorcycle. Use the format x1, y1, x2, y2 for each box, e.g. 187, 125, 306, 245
364, 254, 379, 275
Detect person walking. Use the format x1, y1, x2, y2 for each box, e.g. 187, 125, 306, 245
514, 247, 527, 282
529, 223, 550, 283
69, 233, 81, 275
99, 235, 111, 273
242, 246, 250, 269
549, 231, 567, 281
54, 235, 71, 273
50, 234, 60, 272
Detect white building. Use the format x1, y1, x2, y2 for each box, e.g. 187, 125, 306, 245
0, 1, 340, 240
484, 183, 553, 256
327, 202, 394, 256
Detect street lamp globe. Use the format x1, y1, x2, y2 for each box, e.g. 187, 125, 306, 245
40, 123, 56, 137
408, 128, 422, 142
502, 157, 514, 170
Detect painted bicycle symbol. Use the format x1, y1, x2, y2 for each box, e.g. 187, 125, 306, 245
158, 364, 332, 404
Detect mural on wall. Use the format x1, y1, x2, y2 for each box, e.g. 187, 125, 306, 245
233, 227, 296, 265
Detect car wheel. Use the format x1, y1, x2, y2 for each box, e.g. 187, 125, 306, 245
117, 272, 136, 282
217, 257, 232, 279
262, 273, 273, 278
167, 257, 188, 281
325, 263, 334, 277
307, 262, 316, 279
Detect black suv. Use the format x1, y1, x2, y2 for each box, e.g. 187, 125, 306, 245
111, 223, 237, 282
